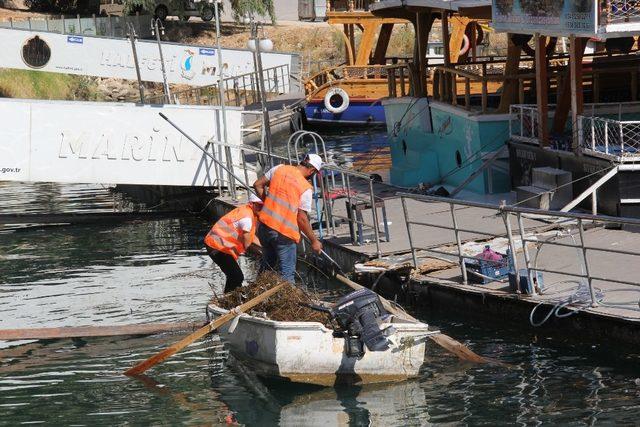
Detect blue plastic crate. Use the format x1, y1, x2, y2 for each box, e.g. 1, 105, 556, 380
465, 255, 510, 284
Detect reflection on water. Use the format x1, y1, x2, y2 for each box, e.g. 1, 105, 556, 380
2, 325, 640, 426
2, 130, 640, 425
274, 128, 391, 181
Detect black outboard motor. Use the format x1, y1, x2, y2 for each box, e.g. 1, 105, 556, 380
330, 288, 391, 357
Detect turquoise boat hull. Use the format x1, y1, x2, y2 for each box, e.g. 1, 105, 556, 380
382, 98, 511, 194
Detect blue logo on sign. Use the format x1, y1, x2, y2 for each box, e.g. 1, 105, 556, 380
67, 36, 83, 44
199, 48, 215, 56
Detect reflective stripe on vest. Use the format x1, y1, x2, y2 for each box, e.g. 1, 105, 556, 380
205, 205, 256, 260
258, 165, 311, 242
260, 204, 299, 232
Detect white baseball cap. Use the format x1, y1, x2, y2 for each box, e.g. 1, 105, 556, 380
305, 153, 323, 172
248, 193, 263, 204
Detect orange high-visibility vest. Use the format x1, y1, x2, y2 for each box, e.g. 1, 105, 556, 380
204, 205, 256, 260
259, 165, 311, 242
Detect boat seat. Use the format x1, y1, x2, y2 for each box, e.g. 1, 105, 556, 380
345, 199, 390, 245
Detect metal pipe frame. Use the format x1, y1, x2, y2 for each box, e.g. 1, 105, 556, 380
399, 192, 640, 301
449, 203, 468, 284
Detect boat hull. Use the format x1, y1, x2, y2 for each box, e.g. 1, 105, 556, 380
207, 305, 432, 387
305, 99, 386, 126
383, 97, 511, 194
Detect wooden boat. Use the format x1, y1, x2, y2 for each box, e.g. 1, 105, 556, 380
303, 1, 411, 126
206, 304, 435, 386
303, 1, 492, 126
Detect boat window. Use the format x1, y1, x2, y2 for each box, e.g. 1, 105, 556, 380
402, 140, 407, 156
455, 150, 462, 167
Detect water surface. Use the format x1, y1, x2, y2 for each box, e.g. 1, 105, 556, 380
1, 130, 640, 425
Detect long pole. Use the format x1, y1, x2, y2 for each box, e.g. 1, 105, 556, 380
214, 1, 227, 122
128, 23, 145, 104
252, 18, 273, 168
159, 113, 256, 197
153, 18, 171, 104
213, 0, 231, 191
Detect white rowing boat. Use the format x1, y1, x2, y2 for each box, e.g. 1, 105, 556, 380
206, 304, 436, 387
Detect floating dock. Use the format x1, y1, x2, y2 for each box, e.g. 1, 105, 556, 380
206, 169, 640, 346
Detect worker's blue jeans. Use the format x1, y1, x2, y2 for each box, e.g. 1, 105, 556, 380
257, 224, 297, 283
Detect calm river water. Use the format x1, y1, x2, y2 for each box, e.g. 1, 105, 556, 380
1, 129, 639, 425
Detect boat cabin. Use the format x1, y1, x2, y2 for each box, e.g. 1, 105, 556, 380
491, 0, 640, 217
371, 0, 640, 217
371, 0, 514, 196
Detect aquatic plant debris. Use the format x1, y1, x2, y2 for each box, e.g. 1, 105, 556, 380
211, 271, 331, 325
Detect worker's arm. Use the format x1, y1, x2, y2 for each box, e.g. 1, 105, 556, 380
253, 175, 269, 200
297, 209, 322, 253
241, 231, 253, 250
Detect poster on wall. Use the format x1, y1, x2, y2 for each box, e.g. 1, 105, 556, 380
492, 0, 596, 35
0, 28, 296, 87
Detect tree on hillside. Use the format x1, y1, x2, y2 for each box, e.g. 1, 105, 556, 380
123, 0, 275, 23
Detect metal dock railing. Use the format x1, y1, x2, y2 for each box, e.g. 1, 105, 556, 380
399, 192, 640, 308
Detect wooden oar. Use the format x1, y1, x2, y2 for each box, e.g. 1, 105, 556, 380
0, 322, 201, 341
333, 273, 493, 365
124, 282, 286, 376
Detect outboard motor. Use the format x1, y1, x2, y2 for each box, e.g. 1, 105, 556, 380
329, 288, 392, 357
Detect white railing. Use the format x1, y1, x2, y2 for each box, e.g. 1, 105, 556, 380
191, 130, 388, 255
399, 193, 640, 308
146, 64, 291, 107
509, 104, 540, 145
0, 13, 152, 38
580, 115, 640, 160
603, 0, 640, 25
510, 102, 640, 159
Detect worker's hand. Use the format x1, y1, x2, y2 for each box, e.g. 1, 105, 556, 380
311, 239, 323, 254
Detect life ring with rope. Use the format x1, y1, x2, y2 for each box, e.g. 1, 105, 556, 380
324, 87, 350, 114
458, 34, 471, 56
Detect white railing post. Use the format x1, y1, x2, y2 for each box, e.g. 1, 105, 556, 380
516, 212, 534, 293
577, 218, 598, 308
605, 121, 609, 154
520, 106, 524, 137
449, 204, 468, 285
591, 117, 595, 150
401, 196, 418, 268
509, 106, 513, 138
620, 122, 624, 154
368, 178, 382, 258
502, 209, 520, 293
577, 115, 584, 150
530, 108, 535, 138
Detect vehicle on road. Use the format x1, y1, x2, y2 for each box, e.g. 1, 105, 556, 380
99, 0, 215, 22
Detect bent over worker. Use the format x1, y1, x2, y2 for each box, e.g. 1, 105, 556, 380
204, 195, 262, 293
253, 154, 323, 283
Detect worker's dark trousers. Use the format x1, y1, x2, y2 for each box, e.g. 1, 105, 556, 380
206, 246, 244, 293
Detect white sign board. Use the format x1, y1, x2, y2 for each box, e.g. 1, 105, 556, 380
0, 98, 249, 186
0, 28, 296, 87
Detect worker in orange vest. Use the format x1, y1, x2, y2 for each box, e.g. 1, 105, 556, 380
253, 154, 323, 283
204, 194, 263, 293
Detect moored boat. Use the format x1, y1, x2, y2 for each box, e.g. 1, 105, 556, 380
206, 304, 435, 386
303, 1, 409, 126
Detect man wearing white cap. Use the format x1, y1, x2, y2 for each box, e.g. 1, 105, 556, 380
253, 154, 324, 283
204, 194, 263, 293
